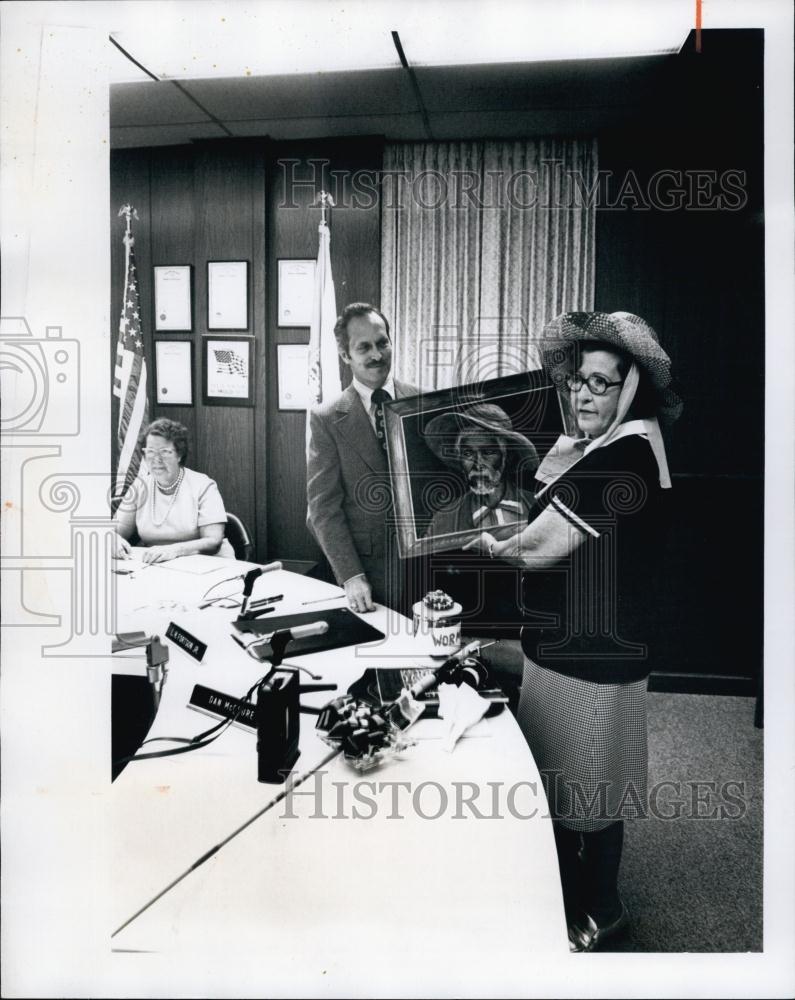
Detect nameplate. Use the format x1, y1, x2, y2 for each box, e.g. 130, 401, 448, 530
165, 621, 207, 662
187, 684, 256, 731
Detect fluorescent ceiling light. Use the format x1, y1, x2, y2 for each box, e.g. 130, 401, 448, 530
61, 0, 693, 83
400, 0, 693, 64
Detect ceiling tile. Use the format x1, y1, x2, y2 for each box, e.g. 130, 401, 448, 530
415, 58, 669, 113
111, 81, 213, 126
110, 122, 229, 148
184, 69, 417, 121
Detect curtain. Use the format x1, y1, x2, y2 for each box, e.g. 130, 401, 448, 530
381, 138, 597, 389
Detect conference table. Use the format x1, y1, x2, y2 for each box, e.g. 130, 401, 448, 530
110, 555, 567, 992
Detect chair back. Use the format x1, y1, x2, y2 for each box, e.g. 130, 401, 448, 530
225, 511, 254, 562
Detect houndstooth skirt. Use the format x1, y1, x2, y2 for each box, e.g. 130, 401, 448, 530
516, 658, 649, 832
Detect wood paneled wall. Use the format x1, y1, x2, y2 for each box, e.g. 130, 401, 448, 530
111, 138, 383, 565
265, 139, 383, 566
594, 32, 764, 687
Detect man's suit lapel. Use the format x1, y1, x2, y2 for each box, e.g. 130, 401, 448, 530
334, 379, 420, 471
334, 385, 386, 472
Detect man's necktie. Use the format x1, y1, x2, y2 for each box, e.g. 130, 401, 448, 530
371, 388, 392, 453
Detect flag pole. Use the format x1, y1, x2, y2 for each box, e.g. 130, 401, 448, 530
307, 191, 340, 415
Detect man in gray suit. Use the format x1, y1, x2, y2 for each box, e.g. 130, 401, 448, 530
306, 303, 418, 613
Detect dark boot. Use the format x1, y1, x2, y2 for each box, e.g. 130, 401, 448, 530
552, 822, 584, 923
569, 821, 629, 952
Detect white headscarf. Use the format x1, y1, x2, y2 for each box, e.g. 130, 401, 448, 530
535, 362, 672, 493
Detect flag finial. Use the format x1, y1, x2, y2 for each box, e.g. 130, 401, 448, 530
117, 204, 139, 240
313, 190, 336, 226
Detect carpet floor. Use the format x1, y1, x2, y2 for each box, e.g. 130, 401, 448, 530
605, 692, 763, 952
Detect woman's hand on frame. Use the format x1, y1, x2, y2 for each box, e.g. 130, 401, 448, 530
462, 531, 498, 557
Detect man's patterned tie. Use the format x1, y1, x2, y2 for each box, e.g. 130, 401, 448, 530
371, 387, 392, 454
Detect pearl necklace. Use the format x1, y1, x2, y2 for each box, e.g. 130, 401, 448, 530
156, 468, 184, 495
150, 467, 184, 527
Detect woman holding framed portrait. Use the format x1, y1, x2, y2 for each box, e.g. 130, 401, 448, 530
465, 311, 682, 952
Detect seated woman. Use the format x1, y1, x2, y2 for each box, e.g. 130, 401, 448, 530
113, 418, 235, 563
465, 311, 682, 952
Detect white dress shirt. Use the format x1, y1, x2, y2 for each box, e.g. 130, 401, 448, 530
351, 375, 397, 431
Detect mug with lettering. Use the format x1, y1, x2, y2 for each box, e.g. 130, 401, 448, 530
412, 590, 462, 657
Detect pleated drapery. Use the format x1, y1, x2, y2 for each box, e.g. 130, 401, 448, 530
381, 139, 597, 389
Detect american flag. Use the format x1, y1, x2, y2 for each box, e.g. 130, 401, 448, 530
113, 220, 149, 503
213, 348, 246, 377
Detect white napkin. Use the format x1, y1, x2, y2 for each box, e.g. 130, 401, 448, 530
437, 682, 491, 753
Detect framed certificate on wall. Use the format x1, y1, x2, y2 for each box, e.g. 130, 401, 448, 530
154, 339, 194, 406
154, 265, 193, 331
277, 343, 310, 410
207, 260, 249, 330
277, 259, 315, 327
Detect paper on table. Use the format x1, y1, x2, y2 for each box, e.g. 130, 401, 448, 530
122, 551, 237, 575
152, 554, 236, 575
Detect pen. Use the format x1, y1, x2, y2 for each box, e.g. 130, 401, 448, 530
250, 594, 284, 607
301, 595, 344, 606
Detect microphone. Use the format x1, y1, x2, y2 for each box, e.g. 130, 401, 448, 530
264, 622, 328, 666
145, 635, 170, 710
239, 561, 284, 616
202, 561, 284, 609
235, 621, 329, 667
287, 622, 329, 642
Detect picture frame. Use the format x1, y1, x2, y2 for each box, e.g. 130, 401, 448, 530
277, 343, 310, 411
202, 336, 255, 407
383, 370, 565, 558
277, 258, 315, 327
153, 264, 193, 331
154, 338, 194, 406
207, 260, 249, 331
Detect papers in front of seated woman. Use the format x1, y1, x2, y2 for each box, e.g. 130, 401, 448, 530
436, 682, 492, 752
123, 551, 236, 574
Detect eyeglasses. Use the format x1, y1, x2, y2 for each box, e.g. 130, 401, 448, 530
143, 448, 177, 459
565, 373, 624, 396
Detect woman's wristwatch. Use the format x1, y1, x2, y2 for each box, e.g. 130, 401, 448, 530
487, 539, 495, 559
